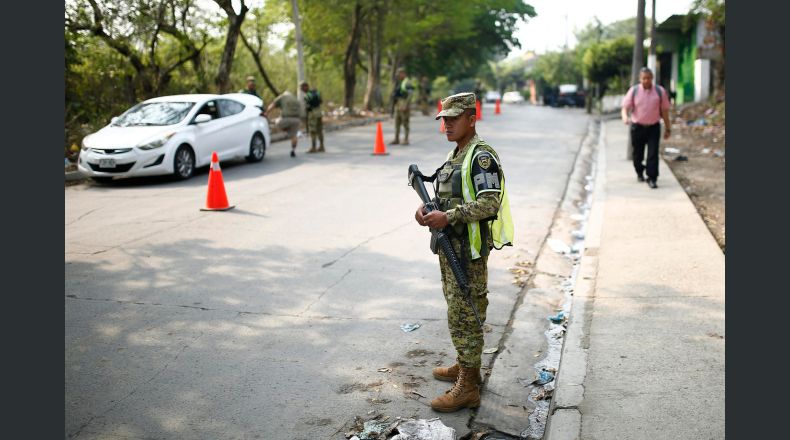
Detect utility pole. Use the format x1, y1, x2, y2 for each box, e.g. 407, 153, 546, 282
631, 0, 646, 85
628, 0, 647, 160
648, 0, 657, 74
290, 0, 306, 101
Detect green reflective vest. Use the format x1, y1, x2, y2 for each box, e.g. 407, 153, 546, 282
448, 143, 515, 259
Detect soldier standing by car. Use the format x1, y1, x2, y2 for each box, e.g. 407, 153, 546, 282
240, 76, 259, 98
265, 90, 302, 158
300, 81, 325, 153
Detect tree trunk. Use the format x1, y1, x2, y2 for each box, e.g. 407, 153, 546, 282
239, 31, 281, 97
630, 0, 646, 85
343, 1, 363, 110
363, 1, 385, 111
214, 0, 249, 93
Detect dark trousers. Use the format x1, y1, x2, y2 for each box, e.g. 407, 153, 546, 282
630, 123, 660, 180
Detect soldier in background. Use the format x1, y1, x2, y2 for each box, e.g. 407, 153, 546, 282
300, 81, 325, 153
390, 67, 414, 145
240, 76, 259, 98
418, 76, 432, 116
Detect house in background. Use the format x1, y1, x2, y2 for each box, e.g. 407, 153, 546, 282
654, 14, 723, 104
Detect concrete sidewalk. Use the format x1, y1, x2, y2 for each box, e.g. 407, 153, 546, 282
546, 119, 725, 439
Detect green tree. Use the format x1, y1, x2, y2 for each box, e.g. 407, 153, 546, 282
582, 36, 634, 98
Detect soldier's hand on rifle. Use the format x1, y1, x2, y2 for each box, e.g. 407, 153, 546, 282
423, 210, 449, 230
415, 203, 427, 226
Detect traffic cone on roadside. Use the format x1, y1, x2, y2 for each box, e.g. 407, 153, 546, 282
438, 99, 445, 133
372, 122, 388, 156
476, 99, 483, 121
495, 98, 501, 115
201, 152, 235, 211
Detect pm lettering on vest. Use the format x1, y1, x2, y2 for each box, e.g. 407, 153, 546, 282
471, 151, 501, 194
474, 172, 501, 193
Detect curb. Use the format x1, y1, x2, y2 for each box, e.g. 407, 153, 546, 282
65, 170, 86, 182
543, 120, 608, 440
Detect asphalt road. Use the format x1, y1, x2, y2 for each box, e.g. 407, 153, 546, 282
65, 103, 590, 439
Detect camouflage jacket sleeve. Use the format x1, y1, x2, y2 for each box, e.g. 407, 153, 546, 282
446, 192, 500, 226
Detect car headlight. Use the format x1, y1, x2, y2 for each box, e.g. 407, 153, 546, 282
81, 136, 92, 152
138, 133, 175, 150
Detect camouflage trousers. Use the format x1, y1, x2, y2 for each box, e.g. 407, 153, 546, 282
394, 105, 410, 141
438, 242, 489, 369
306, 110, 324, 148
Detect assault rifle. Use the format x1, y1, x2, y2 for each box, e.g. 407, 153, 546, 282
408, 164, 483, 328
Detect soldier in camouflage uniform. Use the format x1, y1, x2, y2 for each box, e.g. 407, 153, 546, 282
300, 81, 325, 153
414, 92, 513, 413
390, 67, 414, 145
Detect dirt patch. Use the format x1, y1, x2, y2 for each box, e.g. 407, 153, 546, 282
337, 380, 384, 394
663, 99, 725, 252
405, 349, 435, 358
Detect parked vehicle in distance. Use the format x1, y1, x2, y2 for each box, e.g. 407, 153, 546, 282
556, 84, 586, 108
78, 93, 271, 182
485, 90, 502, 103
502, 91, 525, 104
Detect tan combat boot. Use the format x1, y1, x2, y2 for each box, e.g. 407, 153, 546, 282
430, 367, 481, 412
432, 363, 482, 384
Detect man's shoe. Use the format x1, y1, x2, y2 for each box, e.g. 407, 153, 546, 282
430, 367, 481, 412
389, 139, 400, 145
647, 179, 657, 189
290, 150, 296, 158
637, 175, 645, 182
317, 146, 325, 152
306, 147, 317, 154
432, 363, 482, 384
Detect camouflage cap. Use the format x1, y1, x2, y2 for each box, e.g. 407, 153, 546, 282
246, 76, 255, 82
435, 92, 476, 120
299, 80, 308, 87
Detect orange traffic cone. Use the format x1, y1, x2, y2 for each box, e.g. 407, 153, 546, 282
372, 121, 388, 155
476, 99, 483, 121
438, 99, 445, 133
201, 152, 235, 211
495, 98, 501, 115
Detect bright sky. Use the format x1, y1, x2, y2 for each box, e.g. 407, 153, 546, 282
507, 0, 694, 57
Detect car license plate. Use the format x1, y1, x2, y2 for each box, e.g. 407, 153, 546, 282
99, 158, 116, 169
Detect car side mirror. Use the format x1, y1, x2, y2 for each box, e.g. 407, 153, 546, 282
194, 114, 212, 124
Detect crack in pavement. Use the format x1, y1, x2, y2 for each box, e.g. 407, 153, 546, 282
66, 207, 102, 226
321, 221, 411, 268
67, 331, 205, 439
300, 268, 353, 315
64, 295, 454, 322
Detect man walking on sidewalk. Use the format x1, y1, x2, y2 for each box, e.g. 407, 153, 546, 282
621, 67, 671, 188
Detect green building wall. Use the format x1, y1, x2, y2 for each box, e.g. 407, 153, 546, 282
676, 26, 697, 104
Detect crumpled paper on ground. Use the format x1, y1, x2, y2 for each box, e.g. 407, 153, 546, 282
389, 418, 456, 440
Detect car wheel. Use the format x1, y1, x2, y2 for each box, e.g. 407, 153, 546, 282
246, 132, 265, 162
173, 145, 195, 180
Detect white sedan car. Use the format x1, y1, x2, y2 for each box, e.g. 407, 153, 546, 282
502, 91, 525, 104
78, 93, 271, 182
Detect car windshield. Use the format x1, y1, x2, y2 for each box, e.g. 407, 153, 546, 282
113, 102, 195, 127
559, 85, 578, 94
